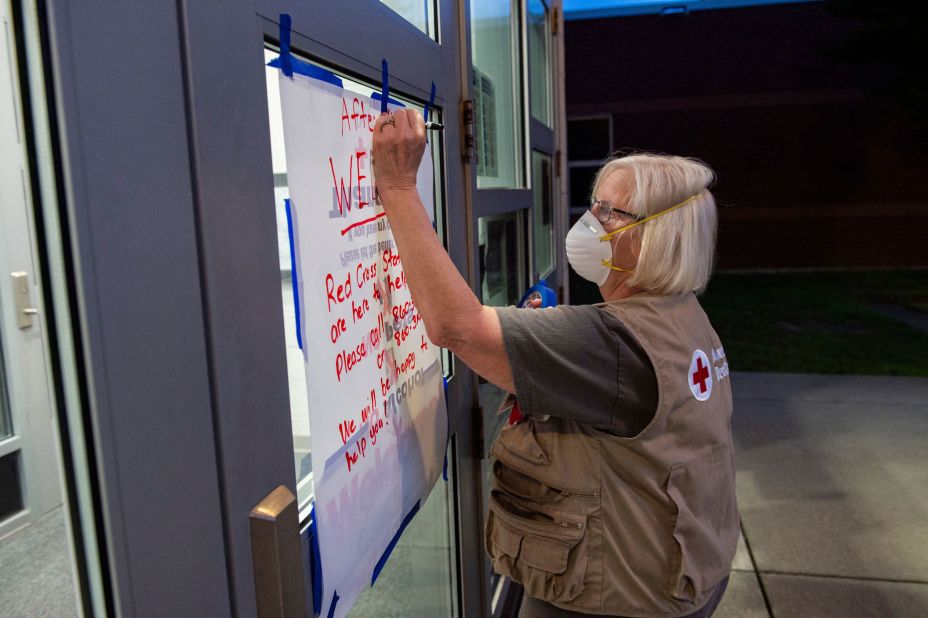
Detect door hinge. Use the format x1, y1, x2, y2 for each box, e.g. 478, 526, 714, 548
552, 7, 560, 36
462, 99, 476, 163
554, 149, 562, 178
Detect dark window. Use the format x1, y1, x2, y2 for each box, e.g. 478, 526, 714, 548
569, 166, 599, 207
0, 452, 24, 521
567, 117, 610, 161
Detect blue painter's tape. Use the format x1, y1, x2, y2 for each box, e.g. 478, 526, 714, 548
284, 199, 302, 350
423, 81, 436, 122
370, 92, 405, 108
371, 500, 421, 585
380, 58, 389, 113
278, 14, 293, 77
268, 14, 343, 88
326, 590, 339, 618
308, 504, 323, 615
268, 56, 343, 89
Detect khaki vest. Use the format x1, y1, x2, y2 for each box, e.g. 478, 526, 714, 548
486, 293, 739, 617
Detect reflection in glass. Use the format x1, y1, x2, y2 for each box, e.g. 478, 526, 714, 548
348, 442, 458, 617
527, 0, 551, 126
378, 0, 437, 40
471, 0, 524, 188
477, 211, 526, 608
532, 152, 554, 278
478, 212, 526, 308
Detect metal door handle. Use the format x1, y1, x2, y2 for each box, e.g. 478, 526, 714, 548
11, 272, 38, 329
250, 485, 306, 617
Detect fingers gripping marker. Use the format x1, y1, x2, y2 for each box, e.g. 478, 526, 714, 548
423, 81, 436, 142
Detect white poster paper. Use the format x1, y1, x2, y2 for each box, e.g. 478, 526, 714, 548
278, 70, 447, 618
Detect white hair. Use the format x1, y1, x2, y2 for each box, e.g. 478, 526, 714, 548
591, 152, 718, 295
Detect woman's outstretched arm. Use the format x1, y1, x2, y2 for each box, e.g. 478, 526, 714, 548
372, 108, 514, 393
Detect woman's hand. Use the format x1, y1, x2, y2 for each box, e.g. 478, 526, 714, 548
372, 109, 426, 199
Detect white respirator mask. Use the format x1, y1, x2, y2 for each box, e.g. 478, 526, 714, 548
565, 195, 700, 286
565, 211, 620, 286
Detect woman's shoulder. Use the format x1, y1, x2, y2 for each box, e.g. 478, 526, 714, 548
597, 292, 702, 316
496, 302, 603, 318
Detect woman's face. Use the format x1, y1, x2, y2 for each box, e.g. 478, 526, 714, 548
593, 169, 641, 274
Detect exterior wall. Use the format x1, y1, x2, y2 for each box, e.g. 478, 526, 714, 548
565, 2, 928, 268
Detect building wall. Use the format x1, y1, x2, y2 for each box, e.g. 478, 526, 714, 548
565, 2, 928, 268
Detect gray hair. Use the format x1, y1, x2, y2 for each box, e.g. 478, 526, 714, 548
591, 152, 718, 295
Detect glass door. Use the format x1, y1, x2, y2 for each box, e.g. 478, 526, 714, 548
252, 2, 478, 616
262, 44, 459, 616
0, 2, 105, 614
33, 0, 557, 614
464, 0, 565, 613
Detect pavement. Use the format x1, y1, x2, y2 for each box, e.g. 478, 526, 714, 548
0, 508, 78, 617
714, 372, 928, 618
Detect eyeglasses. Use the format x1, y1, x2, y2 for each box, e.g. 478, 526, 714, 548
590, 200, 642, 225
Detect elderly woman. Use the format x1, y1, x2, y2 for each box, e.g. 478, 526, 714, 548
373, 109, 739, 618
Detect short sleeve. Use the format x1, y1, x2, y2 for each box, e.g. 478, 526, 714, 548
494, 305, 658, 437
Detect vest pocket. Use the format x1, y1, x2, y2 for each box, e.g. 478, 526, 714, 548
666, 444, 739, 602
486, 493, 589, 604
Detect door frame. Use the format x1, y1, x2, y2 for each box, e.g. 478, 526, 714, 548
461, 0, 566, 612
40, 0, 487, 615
0, 0, 61, 542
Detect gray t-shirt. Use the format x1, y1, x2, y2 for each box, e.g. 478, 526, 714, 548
494, 304, 658, 438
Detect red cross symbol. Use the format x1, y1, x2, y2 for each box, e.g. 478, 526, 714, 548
692, 357, 711, 394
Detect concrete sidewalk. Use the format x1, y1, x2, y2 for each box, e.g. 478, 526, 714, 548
715, 372, 928, 617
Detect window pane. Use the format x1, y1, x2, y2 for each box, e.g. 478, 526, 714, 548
348, 441, 457, 617
567, 117, 611, 161
377, 0, 437, 40
477, 210, 526, 609
264, 49, 445, 507
532, 151, 554, 277
569, 165, 598, 208
0, 452, 23, 519
478, 211, 526, 307
471, 0, 524, 188
527, 0, 551, 126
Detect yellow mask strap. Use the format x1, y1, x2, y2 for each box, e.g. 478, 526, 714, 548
601, 260, 634, 273
599, 194, 699, 241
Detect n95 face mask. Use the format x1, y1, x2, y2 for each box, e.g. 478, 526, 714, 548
565, 211, 615, 286
565, 194, 700, 286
